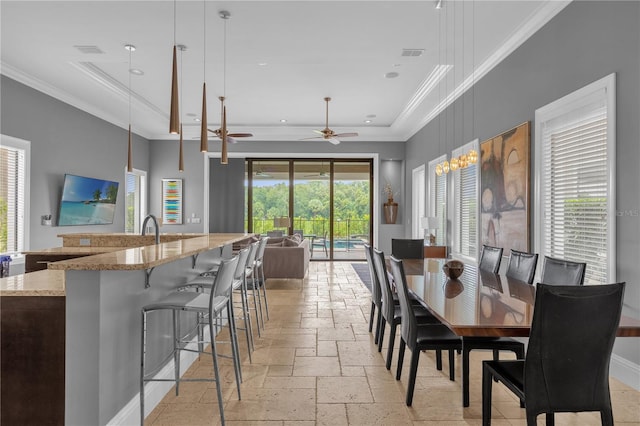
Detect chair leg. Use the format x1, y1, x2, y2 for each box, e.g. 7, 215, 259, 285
140, 311, 147, 426
374, 308, 383, 345
368, 302, 375, 333
462, 345, 471, 407
448, 349, 455, 381
396, 338, 406, 380
173, 310, 181, 396
544, 412, 554, 426
238, 283, 254, 362
377, 320, 386, 353
208, 317, 226, 426
436, 349, 443, 371
405, 349, 421, 406
482, 362, 493, 426
259, 265, 270, 321
227, 302, 243, 398
385, 323, 398, 370
601, 408, 614, 426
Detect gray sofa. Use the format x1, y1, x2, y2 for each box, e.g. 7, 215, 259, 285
234, 235, 310, 279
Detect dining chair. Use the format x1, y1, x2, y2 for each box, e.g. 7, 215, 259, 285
311, 231, 329, 256
363, 243, 383, 344
389, 256, 462, 406
251, 236, 270, 326
479, 245, 504, 273
540, 256, 586, 285
266, 230, 283, 238
140, 256, 240, 426
506, 249, 539, 284
372, 248, 442, 371
482, 282, 625, 426
391, 238, 424, 259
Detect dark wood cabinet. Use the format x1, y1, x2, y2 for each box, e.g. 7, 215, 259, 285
25, 253, 92, 273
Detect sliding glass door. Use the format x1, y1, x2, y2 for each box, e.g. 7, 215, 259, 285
246, 158, 372, 261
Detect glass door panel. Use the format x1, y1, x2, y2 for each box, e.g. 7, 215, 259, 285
294, 161, 330, 258
250, 160, 289, 236
332, 161, 371, 260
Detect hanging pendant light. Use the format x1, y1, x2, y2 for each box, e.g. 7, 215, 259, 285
169, 0, 179, 134
221, 106, 228, 164
178, 45, 186, 172
125, 44, 135, 172
199, 0, 208, 152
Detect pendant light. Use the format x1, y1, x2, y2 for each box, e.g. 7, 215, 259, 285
199, 0, 208, 152
178, 45, 186, 172
125, 44, 135, 172
169, 0, 179, 134
219, 10, 230, 164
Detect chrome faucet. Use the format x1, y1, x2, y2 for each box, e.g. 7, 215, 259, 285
141, 214, 160, 244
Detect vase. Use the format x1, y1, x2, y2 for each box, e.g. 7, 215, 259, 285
383, 198, 398, 224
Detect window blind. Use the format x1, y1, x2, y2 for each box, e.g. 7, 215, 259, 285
541, 107, 608, 284
1, 146, 26, 255
452, 141, 479, 260
429, 155, 447, 246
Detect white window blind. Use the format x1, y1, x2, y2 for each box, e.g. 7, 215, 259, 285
536, 73, 615, 284
452, 140, 479, 260
1, 136, 30, 257
429, 155, 447, 246
125, 169, 147, 234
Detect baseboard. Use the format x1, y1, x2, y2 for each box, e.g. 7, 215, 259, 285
610, 354, 640, 390
107, 325, 213, 425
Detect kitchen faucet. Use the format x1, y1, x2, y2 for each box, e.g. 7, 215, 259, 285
141, 214, 160, 244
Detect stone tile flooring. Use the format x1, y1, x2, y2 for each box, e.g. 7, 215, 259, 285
147, 261, 640, 425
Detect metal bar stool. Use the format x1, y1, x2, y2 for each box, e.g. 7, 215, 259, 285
140, 256, 239, 426
252, 237, 270, 326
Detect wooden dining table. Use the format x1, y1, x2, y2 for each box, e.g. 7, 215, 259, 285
398, 258, 640, 406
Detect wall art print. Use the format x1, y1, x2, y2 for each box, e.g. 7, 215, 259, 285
162, 178, 183, 225
480, 121, 530, 253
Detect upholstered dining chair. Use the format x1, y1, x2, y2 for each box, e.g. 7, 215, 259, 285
479, 245, 504, 273
391, 238, 424, 259
482, 282, 625, 426
540, 256, 586, 285
506, 249, 539, 284
389, 256, 462, 406
372, 248, 442, 371
363, 243, 383, 344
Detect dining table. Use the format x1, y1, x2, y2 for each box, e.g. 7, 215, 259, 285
398, 258, 640, 407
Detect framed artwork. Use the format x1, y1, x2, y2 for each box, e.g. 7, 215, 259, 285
161, 178, 183, 225
480, 121, 530, 252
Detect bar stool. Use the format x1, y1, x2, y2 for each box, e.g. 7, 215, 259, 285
244, 241, 264, 336
140, 255, 239, 426
251, 237, 270, 327
180, 246, 254, 364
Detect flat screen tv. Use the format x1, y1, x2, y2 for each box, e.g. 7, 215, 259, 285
58, 174, 119, 226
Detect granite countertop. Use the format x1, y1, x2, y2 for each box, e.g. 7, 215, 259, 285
3, 233, 253, 296
0, 269, 65, 296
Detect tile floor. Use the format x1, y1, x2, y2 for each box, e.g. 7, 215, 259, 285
147, 261, 640, 425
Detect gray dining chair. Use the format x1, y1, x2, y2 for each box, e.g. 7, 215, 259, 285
506, 249, 539, 284
540, 256, 586, 285
479, 245, 504, 273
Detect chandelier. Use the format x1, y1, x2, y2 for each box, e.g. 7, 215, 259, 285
435, 149, 478, 176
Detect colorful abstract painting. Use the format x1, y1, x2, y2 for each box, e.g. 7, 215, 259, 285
480, 122, 530, 252
162, 178, 183, 225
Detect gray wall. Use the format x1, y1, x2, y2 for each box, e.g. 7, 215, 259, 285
148, 138, 406, 242
210, 157, 245, 232
405, 1, 640, 367
1, 76, 150, 250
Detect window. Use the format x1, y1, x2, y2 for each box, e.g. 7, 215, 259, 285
124, 168, 147, 234
0, 135, 30, 260
451, 140, 479, 260
535, 74, 615, 284
412, 164, 425, 239
428, 155, 447, 246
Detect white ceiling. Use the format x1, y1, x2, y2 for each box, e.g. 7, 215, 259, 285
1, 1, 570, 143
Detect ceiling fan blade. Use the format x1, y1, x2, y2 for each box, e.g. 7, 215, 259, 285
312, 129, 325, 136
228, 132, 253, 138
227, 136, 238, 144
334, 132, 358, 138
207, 128, 222, 137
300, 136, 324, 141
327, 137, 341, 145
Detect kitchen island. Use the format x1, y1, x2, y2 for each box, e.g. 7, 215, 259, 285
1, 233, 251, 426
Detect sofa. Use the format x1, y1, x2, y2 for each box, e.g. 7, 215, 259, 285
234, 234, 310, 279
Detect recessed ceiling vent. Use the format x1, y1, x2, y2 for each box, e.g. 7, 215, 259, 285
401, 48, 425, 57
74, 45, 105, 54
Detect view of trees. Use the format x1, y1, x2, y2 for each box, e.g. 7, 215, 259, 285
248, 180, 370, 238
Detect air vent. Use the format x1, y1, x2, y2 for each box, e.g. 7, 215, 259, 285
401, 48, 425, 57
74, 45, 105, 54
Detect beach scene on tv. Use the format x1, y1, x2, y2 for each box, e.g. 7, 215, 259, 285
58, 175, 119, 226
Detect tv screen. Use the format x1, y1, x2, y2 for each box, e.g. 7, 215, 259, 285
58, 174, 119, 226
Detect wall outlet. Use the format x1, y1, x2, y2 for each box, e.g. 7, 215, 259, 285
186, 218, 191, 224
192, 218, 201, 224
41, 215, 52, 226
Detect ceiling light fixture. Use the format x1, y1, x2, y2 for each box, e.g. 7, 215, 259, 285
280, 119, 287, 123
384, 71, 399, 79
435, 0, 443, 10
129, 68, 144, 76
364, 120, 372, 123
178, 44, 186, 172
124, 44, 135, 172
169, 0, 179, 134
199, 0, 208, 153
219, 10, 231, 164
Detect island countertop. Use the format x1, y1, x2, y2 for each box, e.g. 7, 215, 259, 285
2, 233, 252, 296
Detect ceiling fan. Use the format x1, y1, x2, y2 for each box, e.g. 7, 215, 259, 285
208, 96, 253, 144
304, 161, 329, 178
302, 97, 358, 145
